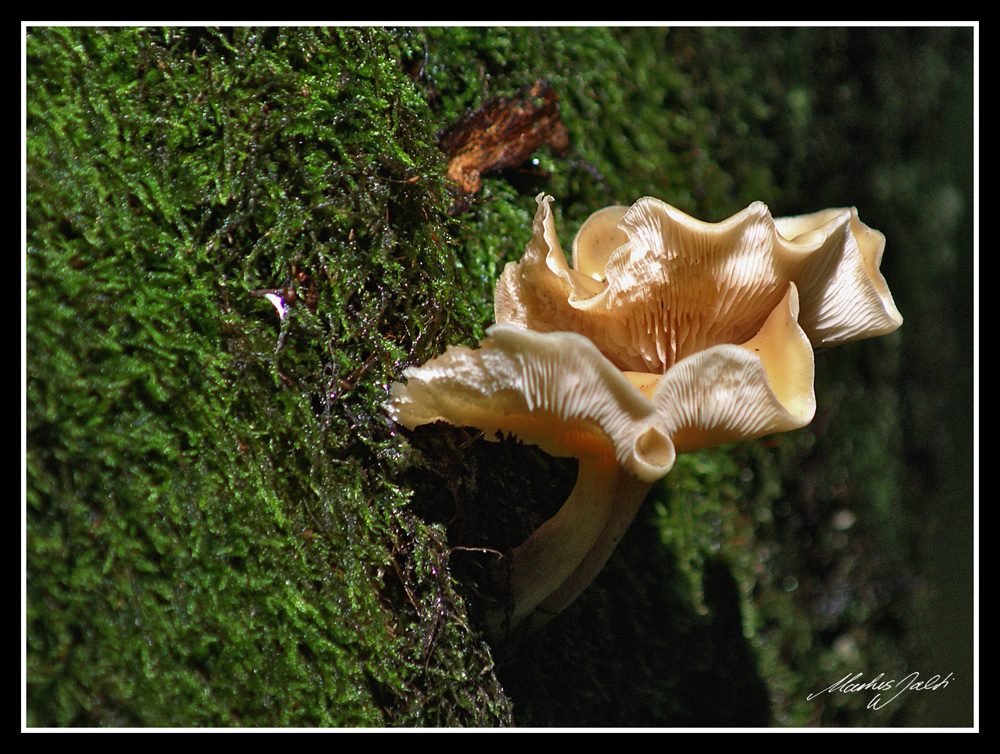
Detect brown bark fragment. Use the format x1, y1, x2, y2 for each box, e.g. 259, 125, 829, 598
438, 80, 569, 204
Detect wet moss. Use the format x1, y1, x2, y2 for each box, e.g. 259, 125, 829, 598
27, 25, 502, 727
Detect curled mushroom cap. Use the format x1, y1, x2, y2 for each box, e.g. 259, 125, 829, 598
387, 325, 675, 482
495, 194, 902, 373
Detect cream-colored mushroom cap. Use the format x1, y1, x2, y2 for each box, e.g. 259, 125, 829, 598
387, 324, 675, 482
773, 206, 902, 345
495, 194, 902, 374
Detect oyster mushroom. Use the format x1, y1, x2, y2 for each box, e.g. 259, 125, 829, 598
387, 193, 901, 641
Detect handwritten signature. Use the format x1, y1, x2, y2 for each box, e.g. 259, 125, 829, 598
808, 671, 953, 710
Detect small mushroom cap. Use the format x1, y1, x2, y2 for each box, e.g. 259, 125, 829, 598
496, 194, 902, 374
572, 204, 630, 281
386, 324, 675, 483
774, 207, 903, 346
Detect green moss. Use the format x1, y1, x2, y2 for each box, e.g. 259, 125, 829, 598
27, 25, 972, 727
27, 25, 503, 727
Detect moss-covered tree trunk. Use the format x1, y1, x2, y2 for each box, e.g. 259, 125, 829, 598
26, 26, 974, 727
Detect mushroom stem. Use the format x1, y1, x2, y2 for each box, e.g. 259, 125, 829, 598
487, 453, 623, 640
516, 470, 655, 636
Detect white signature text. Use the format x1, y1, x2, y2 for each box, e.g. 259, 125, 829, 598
808, 671, 953, 710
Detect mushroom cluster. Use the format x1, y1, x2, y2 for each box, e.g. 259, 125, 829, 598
387, 193, 901, 641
